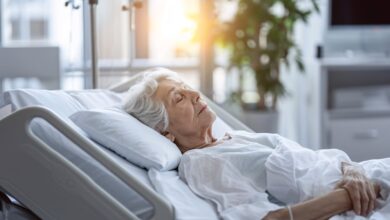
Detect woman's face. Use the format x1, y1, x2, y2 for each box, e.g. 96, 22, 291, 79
153, 79, 216, 140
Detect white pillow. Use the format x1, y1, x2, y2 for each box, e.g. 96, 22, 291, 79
70, 108, 182, 171
2, 89, 85, 117
2, 89, 86, 135
67, 90, 123, 109
212, 116, 233, 139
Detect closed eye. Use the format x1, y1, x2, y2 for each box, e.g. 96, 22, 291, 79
175, 94, 183, 103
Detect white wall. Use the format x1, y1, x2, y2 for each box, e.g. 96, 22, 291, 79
278, 0, 328, 148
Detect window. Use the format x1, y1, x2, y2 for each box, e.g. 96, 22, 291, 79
2, 0, 83, 63
3, 0, 50, 43
95, 0, 203, 89
145, 0, 199, 62
30, 18, 47, 40
10, 19, 20, 40
131, 0, 201, 88
1, 0, 84, 89
0, 0, 208, 91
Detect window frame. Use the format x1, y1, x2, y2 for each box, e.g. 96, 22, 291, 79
0, 0, 214, 95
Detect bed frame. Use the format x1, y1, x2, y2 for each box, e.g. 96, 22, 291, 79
0, 77, 252, 220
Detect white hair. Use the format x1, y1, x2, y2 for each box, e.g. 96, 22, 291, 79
122, 68, 179, 133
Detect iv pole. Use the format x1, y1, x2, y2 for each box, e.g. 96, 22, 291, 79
65, 0, 99, 89
67, 0, 143, 89
88, 0, 99, 89
88, 0, 142, 89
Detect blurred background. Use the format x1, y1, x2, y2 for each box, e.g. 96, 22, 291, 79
1, 0, 390, 161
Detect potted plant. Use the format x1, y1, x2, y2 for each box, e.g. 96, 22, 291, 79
215, 0, 319, 132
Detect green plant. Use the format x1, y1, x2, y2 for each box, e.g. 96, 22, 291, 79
216, 0, 319, 110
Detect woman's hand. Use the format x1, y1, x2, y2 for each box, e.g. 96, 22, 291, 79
335, 162, 378, 217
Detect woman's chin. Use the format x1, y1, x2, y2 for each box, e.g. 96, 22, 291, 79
202, 109, 217, 126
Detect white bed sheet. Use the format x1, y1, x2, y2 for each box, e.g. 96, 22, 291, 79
148, 169, 219, 220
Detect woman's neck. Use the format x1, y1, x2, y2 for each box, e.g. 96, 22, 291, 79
176, 129, 216, 153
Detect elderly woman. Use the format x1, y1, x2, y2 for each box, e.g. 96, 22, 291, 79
123, 68, 387, 220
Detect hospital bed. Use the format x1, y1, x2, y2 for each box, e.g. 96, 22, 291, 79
0, 74, 252, 220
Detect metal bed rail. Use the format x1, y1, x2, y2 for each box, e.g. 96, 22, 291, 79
0, 106, 174, 220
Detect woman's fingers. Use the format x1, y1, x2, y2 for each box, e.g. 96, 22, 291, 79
344, 180, 377, 216
360, 184, 369, 216
345, 183, 361, 215
374, 182, 381, 197
336, 167, 382, 216
360, 180, 378, 216
367, 182, 377, 215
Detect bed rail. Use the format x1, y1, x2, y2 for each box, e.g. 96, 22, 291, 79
0, 106, 174, 220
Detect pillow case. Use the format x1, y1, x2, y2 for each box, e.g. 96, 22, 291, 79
68, 90, 122, 109
2, 89, 85, 117
70, 108, 182, 171
2, 89, 86, 135
212, 116, 233, 139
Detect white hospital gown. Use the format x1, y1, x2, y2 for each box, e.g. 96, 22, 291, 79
178, 131, 284, 220
179, 131, 390, 220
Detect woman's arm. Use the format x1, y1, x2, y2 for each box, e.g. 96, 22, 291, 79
263, 188, 352, 220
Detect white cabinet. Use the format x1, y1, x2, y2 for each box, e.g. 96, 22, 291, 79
329, 117, 390, 161
320, 58, 390, 161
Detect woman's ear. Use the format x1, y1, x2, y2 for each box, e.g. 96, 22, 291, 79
162, 131, 175, 142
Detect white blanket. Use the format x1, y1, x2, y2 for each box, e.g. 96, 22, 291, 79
265, 137, 390, 219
